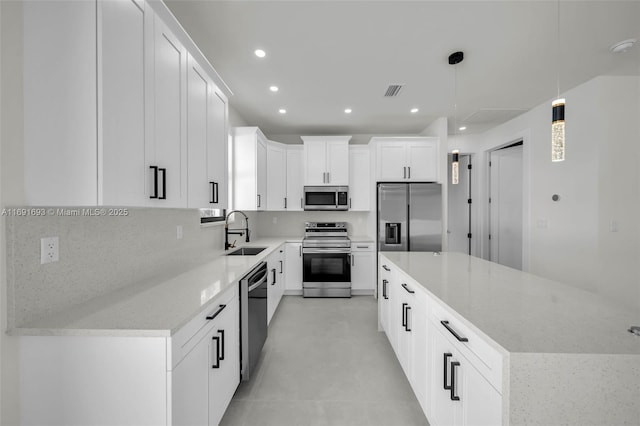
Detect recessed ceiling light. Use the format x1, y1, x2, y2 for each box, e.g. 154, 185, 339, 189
278, 109, 286, 114
254, 49, 266, 58
610, 38, 636, 53
344, 108, 352, 114
459, 126, 467, 131
269, 86, 279, 92
411, 108, 419, 113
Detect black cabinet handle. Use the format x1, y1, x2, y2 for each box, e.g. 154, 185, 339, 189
299, 245, 302, 257
149, 166, 158, 199
279, 260, 283, 274
401, 283, 415, 294
211, 336, 220, 369
351, 255, 355, 266
441, 320, 469, 342
382, 279, 388, 299
284, 198, 287, 209
206, 304, 226, 320
218, 329, 225, 361
405, 306, 412, 332
402, 303, 408, 328
450, 361, 460, 401
271, 268, 276, 285
159, 168, 167, 199
443, 353, 452, 390
349, 198, 352, 209
408, 166, 411, 179
257, 194, 261, 208
210, 181, 219, 204
382, 265, 390, 272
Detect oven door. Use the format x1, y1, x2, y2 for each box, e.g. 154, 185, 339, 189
302, 248, 351, 288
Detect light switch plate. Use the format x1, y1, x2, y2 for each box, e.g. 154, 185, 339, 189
40, 236, 59, 264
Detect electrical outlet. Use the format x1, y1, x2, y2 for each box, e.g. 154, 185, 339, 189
40, 237, 59, 264
177, 225, 183, 240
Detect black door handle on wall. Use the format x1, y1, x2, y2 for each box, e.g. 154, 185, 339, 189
450, 361, 460, 401
150, 166, 158, 199
211, 336, 220, 369
159, 168, 167, 200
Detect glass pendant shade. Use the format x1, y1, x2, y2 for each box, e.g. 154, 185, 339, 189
552, 98, 565, 162
451, 150, 460, 185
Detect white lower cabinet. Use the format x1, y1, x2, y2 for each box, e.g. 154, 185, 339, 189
378, 261, 393, 335
285, 242, 303, 293
350, 242, 375, 293
267, 245, 286, 325
429, 322, 501, 426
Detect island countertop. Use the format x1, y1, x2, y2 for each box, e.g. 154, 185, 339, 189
9, 238, 296, 338
380, 251, 640, 355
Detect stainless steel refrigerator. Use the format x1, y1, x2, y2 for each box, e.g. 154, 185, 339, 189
377, 183, 442, 252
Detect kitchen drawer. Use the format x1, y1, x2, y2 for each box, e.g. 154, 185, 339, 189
352, 241, 374, 252
396, 272, 429, 308
169, 284, 238, 369
429, 299, 503, 393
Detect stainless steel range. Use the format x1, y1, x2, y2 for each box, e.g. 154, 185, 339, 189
302, 222, 351, 297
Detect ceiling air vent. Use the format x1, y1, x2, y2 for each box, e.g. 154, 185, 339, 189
384, 84, 404, 97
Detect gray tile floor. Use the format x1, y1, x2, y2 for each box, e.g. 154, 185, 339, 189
220, 296, 429, 426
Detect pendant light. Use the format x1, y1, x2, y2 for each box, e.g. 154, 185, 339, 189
551, 0, 565, 162
449, 51, 464, 184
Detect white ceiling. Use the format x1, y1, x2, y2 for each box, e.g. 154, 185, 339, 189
165, 0, 640, 137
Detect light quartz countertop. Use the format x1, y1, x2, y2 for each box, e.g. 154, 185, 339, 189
11, 238, 296, 338
381, 251, 640, 355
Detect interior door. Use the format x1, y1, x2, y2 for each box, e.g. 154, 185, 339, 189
447, 155, 472, 254
489, 144, 523, 270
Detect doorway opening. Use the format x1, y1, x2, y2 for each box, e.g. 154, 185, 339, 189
447, 153, 473, 255
488, 140, 524, 269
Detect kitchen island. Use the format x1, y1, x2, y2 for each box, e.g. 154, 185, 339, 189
379, 251, 640, 426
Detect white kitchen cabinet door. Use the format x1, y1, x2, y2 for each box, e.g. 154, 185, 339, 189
285, 242, 303, 293
430, 325, 457, 426
348, 146, 371, 210
209, 297, 240, 426
303, 141, 328, 185
376, 142, 406, 181
276, 247, 286, 306
23, 0, 98, 205
378, 262, 393, 334
286, 146, 304, 211
407, 141, 438, 182
207, 90, 228, 211
186, 55, 211, 208
232, 127, 268, 211
99, 0, 146, 206
410, 304, 429, 416
257, 137, 268, 210
350, 245, 375, 292
150, 16, 187, 207
267, 141, 287, 211
172, 328, 210, 426
458, 356, 502, 426
326, 140, 349, 185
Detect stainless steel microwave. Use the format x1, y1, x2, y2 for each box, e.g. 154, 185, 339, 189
303, 186, 349, 210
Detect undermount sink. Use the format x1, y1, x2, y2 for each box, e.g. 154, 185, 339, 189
226, 247, 267, 256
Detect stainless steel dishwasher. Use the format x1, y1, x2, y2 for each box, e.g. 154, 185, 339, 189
239, 261, 268, 381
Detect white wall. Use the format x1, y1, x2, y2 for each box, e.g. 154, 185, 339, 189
455, 76, 640, 309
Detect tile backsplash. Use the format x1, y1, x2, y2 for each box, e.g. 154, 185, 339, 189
6, 208, 257, 328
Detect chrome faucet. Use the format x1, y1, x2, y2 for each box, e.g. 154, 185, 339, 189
225, 210, 250, 250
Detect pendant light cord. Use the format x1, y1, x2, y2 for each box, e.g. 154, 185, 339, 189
556, 0, 560, 99
454, 64, 458, 143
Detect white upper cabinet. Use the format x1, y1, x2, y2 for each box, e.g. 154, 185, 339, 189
266, 141, 287, 211
232, 127, 268, 211
149, 15, 187, 207
23, 0, 98, 205
286, 146, 304, 211
348, 146, 371, 211
301, 136, 351, 185
22, 0, 230, 208
186, 54, 228, 210
99, 0, 147, 206
373, 137, 439, 183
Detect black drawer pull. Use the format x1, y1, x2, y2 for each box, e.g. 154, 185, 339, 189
158, 168, 167, 200
401, 283, 415, 294
218, 329, 225, 361
382, 279, 388, 299
206, 304, 226, 320
450, 361, 460, 401
401, 303, 408, 328
271, 268, 276, 285
444, 353, 452, 390
211, 335, 220, 369
441, 320, 469, 342
405, 306, 412, 332
210, 181, 219, 204
382, 265, 390, 272
149, 166, 158, 199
